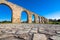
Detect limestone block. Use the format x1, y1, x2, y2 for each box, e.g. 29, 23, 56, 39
30, 27, 38, 33
15, 30, 30, 34
1, 29, 16, 34
0, 0, 6, 3
33, 33, 47, 40
17, 33, 32, 40
55, 30, 60, 34
50, 35, 60, 40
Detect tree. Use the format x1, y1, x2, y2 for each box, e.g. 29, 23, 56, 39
58, 19, 60, 22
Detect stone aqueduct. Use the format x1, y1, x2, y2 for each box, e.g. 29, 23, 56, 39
0, 0, 49, 24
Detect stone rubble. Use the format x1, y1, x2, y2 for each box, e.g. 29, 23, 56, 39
0, 24, 60, 40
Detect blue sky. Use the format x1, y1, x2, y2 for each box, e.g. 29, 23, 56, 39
0, 0, 60, 21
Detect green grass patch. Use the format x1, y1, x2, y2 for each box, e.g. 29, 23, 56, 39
48, 21, 60, 24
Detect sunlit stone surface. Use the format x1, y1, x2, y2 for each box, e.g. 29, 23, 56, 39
0, 24, 60, 40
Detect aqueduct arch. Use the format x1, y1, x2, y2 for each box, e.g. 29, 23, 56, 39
0, 0, 49, 24
20, 11, 28, 23
0, 3, 13, 21
32, 14, 35, 23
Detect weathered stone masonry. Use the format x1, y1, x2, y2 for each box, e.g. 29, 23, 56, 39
0, 0, 49, 23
